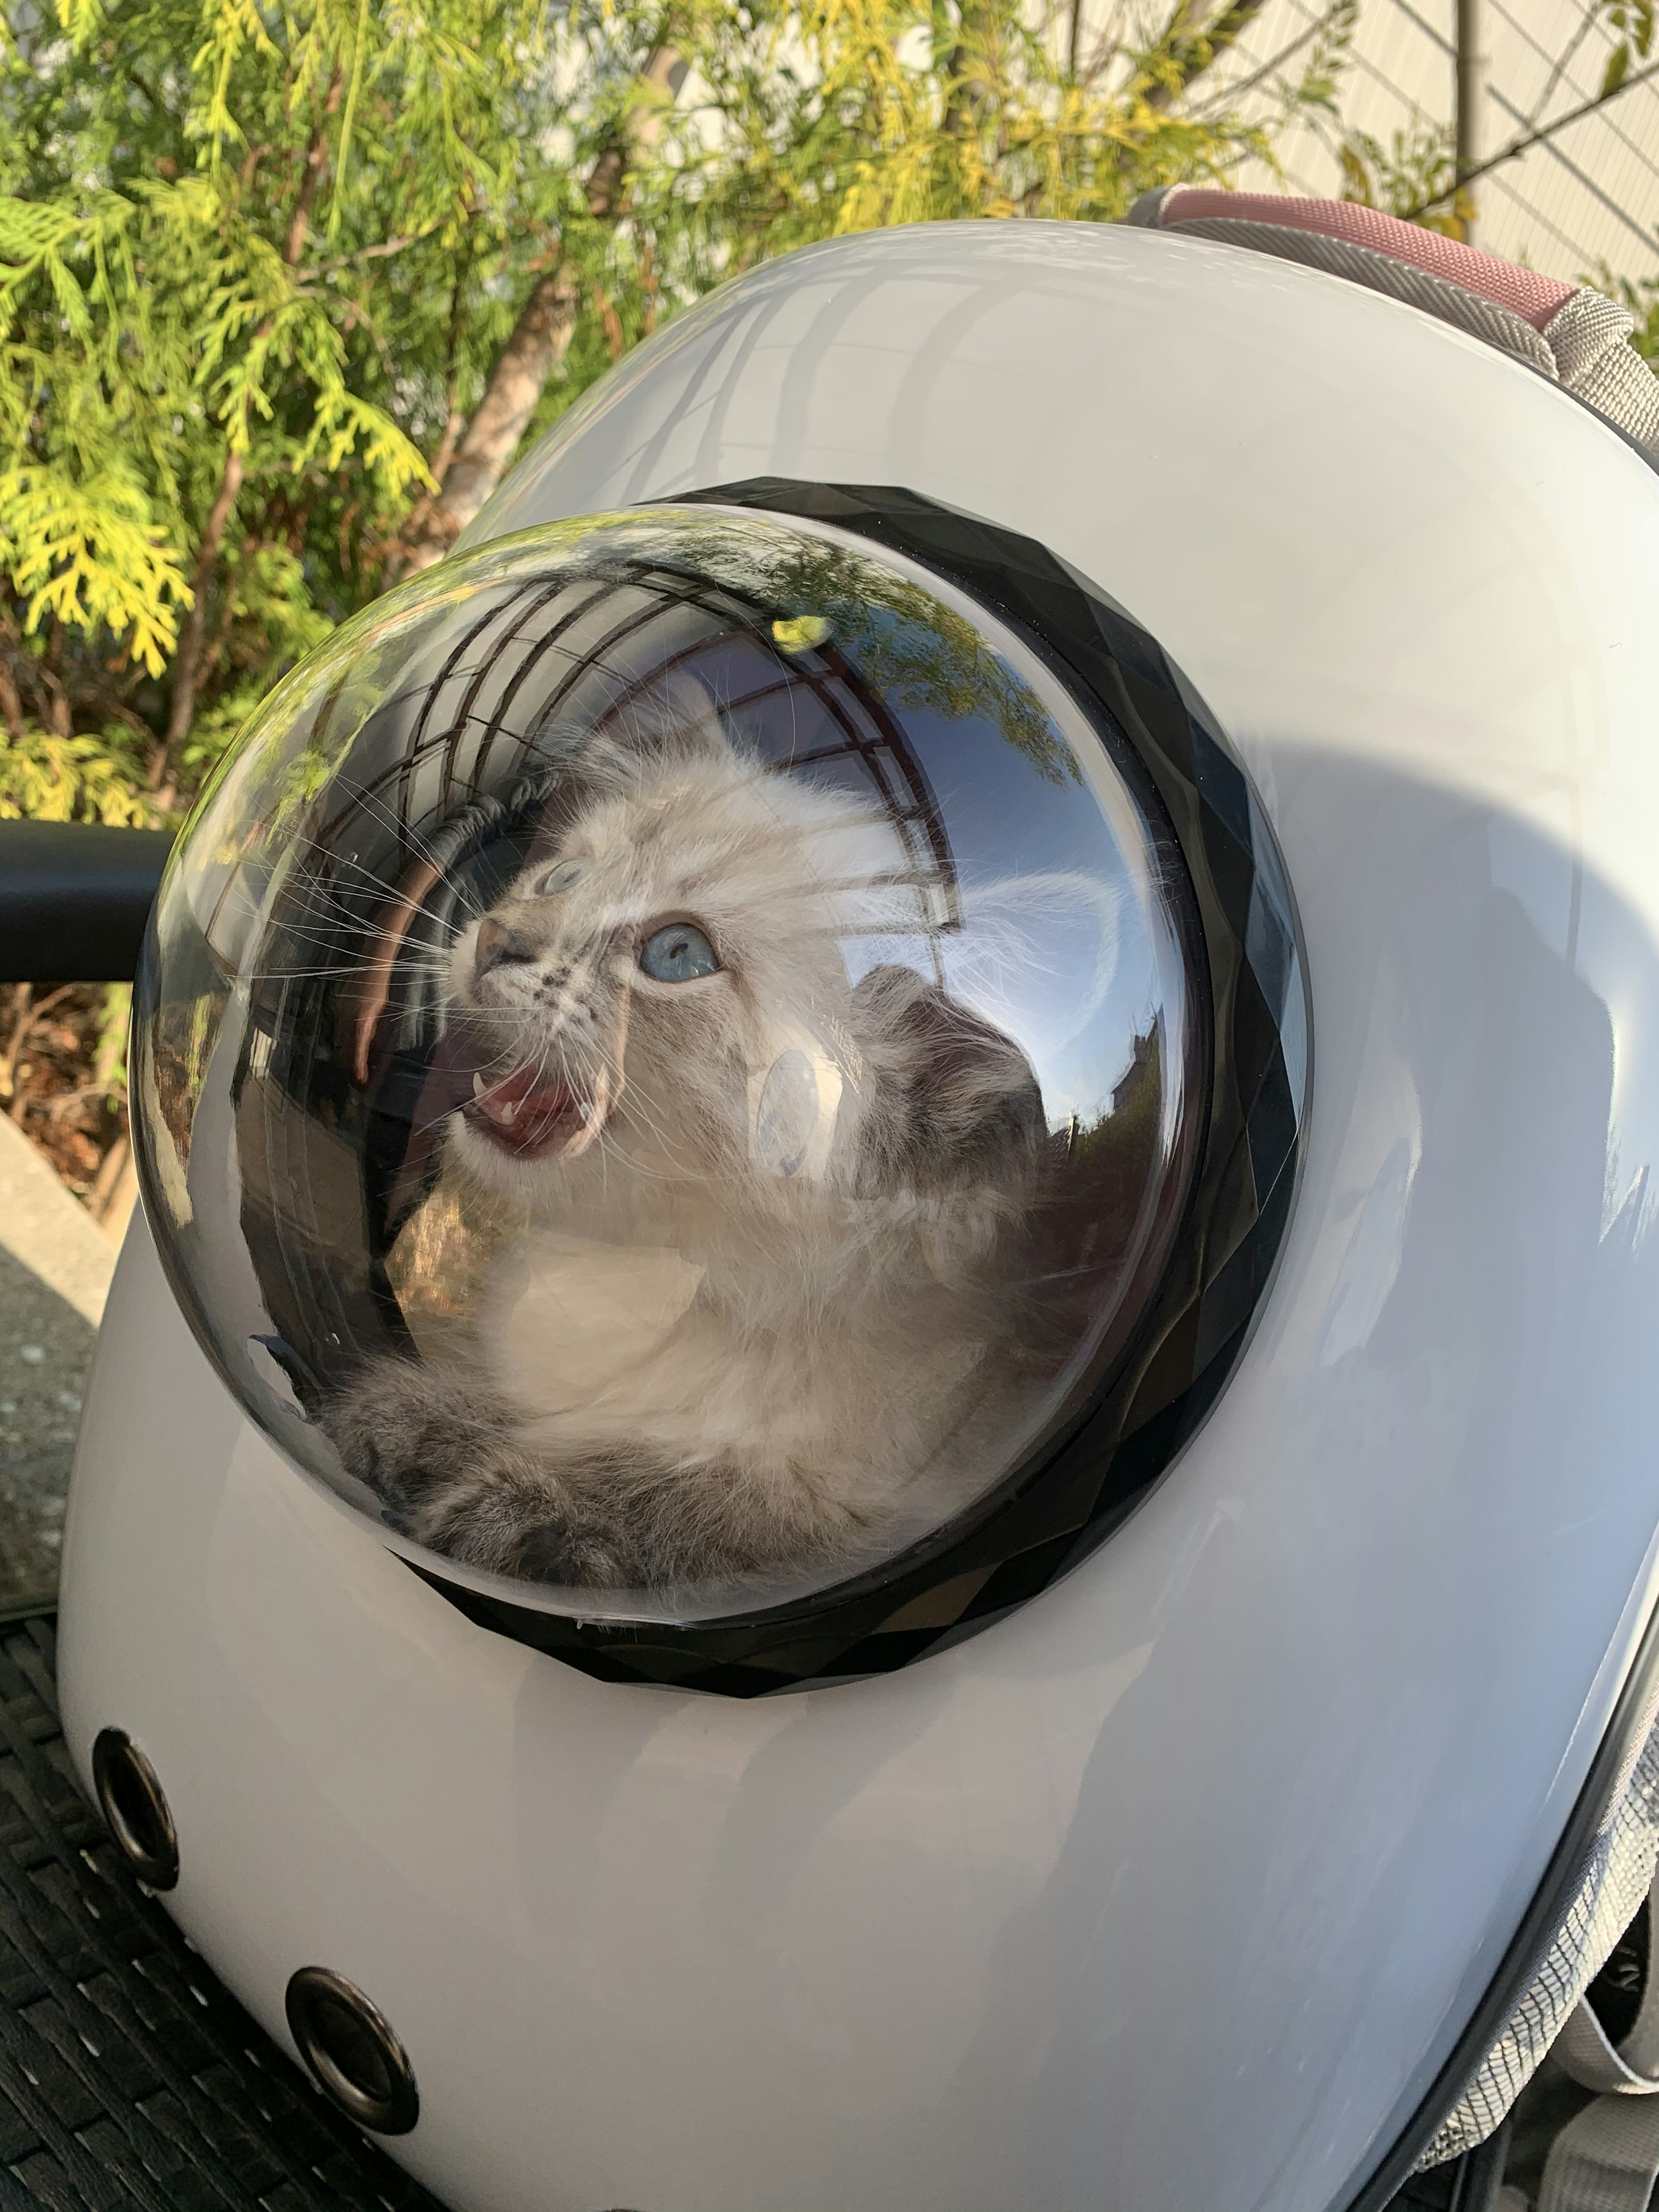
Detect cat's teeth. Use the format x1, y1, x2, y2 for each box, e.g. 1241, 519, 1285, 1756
472, 1072, 487, 1098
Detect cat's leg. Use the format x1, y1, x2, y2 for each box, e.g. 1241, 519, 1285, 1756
324, 1356, 639, 1585
404, 1433, 867, 1591
324, 1353, 508, 1524
329, 1362, 874, 1588
562, 1444, 878, 1589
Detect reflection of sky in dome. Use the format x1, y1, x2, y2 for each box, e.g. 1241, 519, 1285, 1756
837, 706, 1170, 1131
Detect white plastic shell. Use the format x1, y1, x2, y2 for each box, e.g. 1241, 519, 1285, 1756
58, 219, 1659, 2212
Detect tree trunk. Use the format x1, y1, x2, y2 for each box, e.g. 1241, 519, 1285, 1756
943, 0, 996, 139
159, 71, 340, 777
0, 661, 22, 743
159, 446, 245, 772
392, 267, 581, 578
392, 46, 685, 581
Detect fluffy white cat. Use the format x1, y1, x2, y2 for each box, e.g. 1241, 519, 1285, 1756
327, 704, 1051, 1595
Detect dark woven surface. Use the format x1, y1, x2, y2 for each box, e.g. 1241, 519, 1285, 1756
0, 1614, 450, 2212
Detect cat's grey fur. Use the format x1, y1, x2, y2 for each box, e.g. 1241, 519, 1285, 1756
327, 702, 1048, 1594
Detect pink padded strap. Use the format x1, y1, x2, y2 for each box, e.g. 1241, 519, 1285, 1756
1155, 187, 1576, 333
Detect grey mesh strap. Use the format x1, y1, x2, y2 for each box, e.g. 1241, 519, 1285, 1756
1542, 292, 1659, 457
1416, 1718, 1659, 2168
1132, 195, 1659, 460
1537, 2094, 1659, 2212
1157, 215, 1558, 378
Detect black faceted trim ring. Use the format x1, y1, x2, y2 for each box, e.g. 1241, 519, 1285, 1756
423, 481, 1313, 1696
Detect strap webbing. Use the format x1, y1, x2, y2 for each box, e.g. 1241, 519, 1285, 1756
1557, 1884, 1659, 2098
1538, 2096, 1659, 2212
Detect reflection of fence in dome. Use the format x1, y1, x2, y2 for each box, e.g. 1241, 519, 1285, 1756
229, 561, 970, 1397
314, 560, 963, 984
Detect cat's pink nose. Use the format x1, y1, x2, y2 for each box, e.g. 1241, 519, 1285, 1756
474, 919, 535, 976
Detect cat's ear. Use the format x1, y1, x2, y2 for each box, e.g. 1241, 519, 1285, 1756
848, 965, 1046, 1198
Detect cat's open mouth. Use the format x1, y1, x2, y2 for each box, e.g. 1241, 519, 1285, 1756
464, 1066, 597, 1158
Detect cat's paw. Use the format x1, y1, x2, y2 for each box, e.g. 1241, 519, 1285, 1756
407, 1447, 636, 1589
326, 1369, 638, 1587
503, 1516, 632, 1589
323, 1355, 509, 1518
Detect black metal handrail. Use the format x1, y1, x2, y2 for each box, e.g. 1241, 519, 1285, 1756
0, 821, 174, 984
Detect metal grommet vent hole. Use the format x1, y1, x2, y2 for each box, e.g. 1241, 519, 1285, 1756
91, 1728, 178, 1891
285, 1967, 419, 2135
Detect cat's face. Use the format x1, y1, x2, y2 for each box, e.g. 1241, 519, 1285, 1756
444, 733, 878, 1206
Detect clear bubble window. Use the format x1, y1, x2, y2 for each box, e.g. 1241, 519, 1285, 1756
135, 506, 1204, 1621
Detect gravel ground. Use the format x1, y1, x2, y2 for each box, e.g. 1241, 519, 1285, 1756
0, 1114, 116, 1611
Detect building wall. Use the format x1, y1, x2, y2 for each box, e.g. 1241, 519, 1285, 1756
1210, 0, 1659, 283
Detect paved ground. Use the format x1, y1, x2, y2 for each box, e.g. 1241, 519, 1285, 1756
0, 1116, 117, 1612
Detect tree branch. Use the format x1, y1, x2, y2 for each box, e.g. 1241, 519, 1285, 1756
308, 225, 438, 278
1135, 0, 1268, 118
0, 656, 22, 743
1397, 54, 1659, 220
1189, 9, 1328, 116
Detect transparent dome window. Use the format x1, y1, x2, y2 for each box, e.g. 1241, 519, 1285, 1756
135, 507, 1203, 1620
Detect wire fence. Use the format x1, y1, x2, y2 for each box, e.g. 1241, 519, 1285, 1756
1207, 0, 1659, 283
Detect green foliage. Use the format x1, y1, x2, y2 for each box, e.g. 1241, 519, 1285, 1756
0, 729, 157, 821
641, 0, 1334, 277
0, 0, 1337, 832
0, 0, 548, 809
1338, 115, 1467, 238
1597, 0, 1655, 96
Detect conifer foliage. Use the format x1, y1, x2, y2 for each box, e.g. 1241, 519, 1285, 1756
0, 0, 1338, 825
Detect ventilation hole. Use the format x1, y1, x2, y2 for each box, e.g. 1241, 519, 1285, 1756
90, 1729, 178, 1891
285, 1968, 419, 2136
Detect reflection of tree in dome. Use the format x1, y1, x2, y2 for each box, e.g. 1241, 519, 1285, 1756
1050, 1022, 1174, 1320
143, 990, 221, 1186
609, 514, 1077, 785
1077, 1025, 1163, 1166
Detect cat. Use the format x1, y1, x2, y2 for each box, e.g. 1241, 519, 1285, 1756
326, 695, 1051, 1596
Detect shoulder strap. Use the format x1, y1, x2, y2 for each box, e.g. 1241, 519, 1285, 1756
1125, 187, 1659, 459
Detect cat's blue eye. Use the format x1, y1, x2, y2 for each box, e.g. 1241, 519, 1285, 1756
535, 858, 586, 895
640, 922, 719, 982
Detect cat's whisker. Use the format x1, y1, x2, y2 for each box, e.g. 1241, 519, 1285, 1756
285, 850, 419, 916
299, 787, 496, 932
329, 781, 492, 892
247, 947, 465, 988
